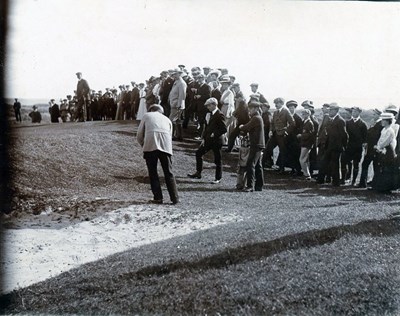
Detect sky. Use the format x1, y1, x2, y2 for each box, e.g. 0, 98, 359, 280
4, 0, 400, 109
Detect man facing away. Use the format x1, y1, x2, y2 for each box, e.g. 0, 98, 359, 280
187, 97, 227, 184
136, 104, 179, 204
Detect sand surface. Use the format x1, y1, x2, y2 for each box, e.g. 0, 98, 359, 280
2, 204, 240, 294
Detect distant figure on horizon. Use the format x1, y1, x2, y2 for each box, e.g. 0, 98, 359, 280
29, 105, 41, 123
13, 98, 22, 122
76, 72, 91, 122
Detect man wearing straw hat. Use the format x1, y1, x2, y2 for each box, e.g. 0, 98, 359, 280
168, 68, 187, 141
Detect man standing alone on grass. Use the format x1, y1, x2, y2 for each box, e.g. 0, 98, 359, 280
13, 98, 22, 122
239, 101, 265, 192
76, 72, 91, 122
137, 104, 179, 205
188, 97, 227, 184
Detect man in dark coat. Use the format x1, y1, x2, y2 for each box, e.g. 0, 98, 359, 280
357, 109, 383, 187
316, 103, 331, 182
239, 101, 265, 191
159, 72, 174, 117
340, 107, 368, 185
29, 105, 41, 123
317, 103, 348, 186
49, 99, 60, 123
13, 98, 22, 122
188, 97, 227, 183
192, 74, 211, 139
264, 97, 295, 172
76, 72, 91, 122
226, 83, 250, 152
286, 100, 303, 176
130, 82, 140, 120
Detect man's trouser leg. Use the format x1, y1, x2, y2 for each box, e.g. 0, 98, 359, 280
159, 151, 179, 203
144, 151, 163, 201
212, 143, 223, 180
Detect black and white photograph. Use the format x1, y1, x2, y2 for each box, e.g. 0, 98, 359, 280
1, 0, 400, 314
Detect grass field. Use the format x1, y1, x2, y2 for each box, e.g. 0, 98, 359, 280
1, 118, 400, 315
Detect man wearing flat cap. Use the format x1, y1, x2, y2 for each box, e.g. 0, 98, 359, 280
137, 104, 179, 205
264, 97, 295, 173
249, 83, 268, 105
285, 100, 303, 176
317, 103, 348, 187
301, 100, 319, 176
341, 106, 368, 185
239, 101, 265, 191
75, 72, 91, 122
188, 97, 227, 184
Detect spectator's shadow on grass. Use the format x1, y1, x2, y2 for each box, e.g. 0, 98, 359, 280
126, 217, 400, 279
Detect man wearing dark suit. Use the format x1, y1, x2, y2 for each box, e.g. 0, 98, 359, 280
188, 97, 227, 183
182, 74, 199, 129
286, 100, 303, 175
301, 100, 319, 176
264, 97, 295, 172
226, 83, 250, 152
193, 74, 212, 139
357, 109, 383, 187
239, 101, 265, 192
13, 98, 22, 122
130, 82, 140, 120
159, 71, 174, 118
317, 103, 348, 186
211, 81, 222, 108
76, 72, 91, 122
341, 107, 368, 185
249, 83, 268, 105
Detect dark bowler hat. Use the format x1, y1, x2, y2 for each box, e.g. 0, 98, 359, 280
351, 106, 362, 112
250, 83, 259, 87
76, 72, 82, 75
203, 66, 210, 70
329, 103, 340, 110
286, 100, 298, 108
301, 100, 314, 108
248, 101, 261, 108
322, 103, 330, 108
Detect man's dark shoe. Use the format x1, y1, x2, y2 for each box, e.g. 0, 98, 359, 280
243, 187, 253, 192
149, 199, 163, 204
171, 199, 180, 205
357, 183, 366, 188
188, 172, 201, 179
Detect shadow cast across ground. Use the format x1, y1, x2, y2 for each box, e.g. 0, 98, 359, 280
122, 217, 400, 280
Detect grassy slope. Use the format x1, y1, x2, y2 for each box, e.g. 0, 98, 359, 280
2, 120, 400, 315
